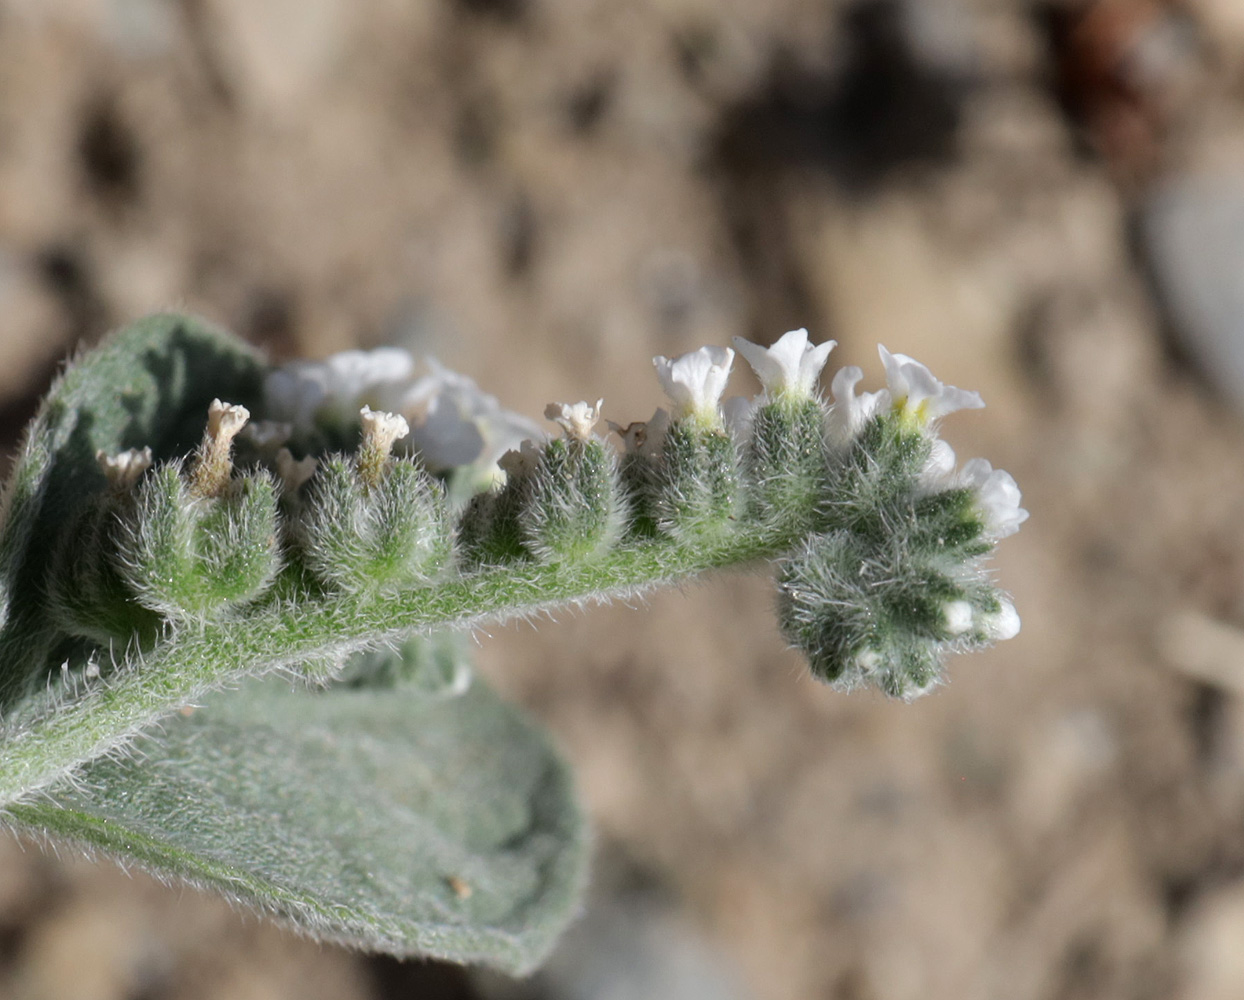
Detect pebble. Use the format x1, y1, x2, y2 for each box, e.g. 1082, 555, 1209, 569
1143, 175, 1244, 414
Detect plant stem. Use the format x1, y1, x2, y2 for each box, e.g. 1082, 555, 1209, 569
0, 522, 804, 807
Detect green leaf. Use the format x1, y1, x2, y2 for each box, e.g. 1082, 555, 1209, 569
0, 314, 265, 705
3, 675, 588, 975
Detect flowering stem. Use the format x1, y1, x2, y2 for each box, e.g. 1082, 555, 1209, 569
0, 519, 807, 808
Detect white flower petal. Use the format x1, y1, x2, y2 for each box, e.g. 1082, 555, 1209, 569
878, 345, 984, 423
263, 366, 325, 431
327, 347, 414, 390
653, 346, 734, 423
276, 448, 318, 492
606, 419, 644, 453
920, 439, 957, 492
943, 600, 974, 636
544, 399, 602, 440
982, 598, 1021, 641
902, 675, 944, 702
722, 395, 757, 441
854, 648, 883, 675
640, 407, 670, 458
400, 359, 544, 472
241, 420, 293, 453
264, 347, 416, 433
498, 439, 543, 480
207, 399, 249, 443
825, 365, 886, 450
359, 405, 410, 457
733, 329, 835, 399
96, 447, 153, 489
959, 458, 1029, 539
607, 407, 669, 458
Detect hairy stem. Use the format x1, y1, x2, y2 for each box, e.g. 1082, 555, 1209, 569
0, 521, 803, 807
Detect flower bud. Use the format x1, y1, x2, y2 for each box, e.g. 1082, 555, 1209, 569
776, 530, 953, 698
297, 454, 449, 594
742, 394, 829, 529
518, 431, 625, 563
649, 419, 741, 541
118, 461, 283, 621
776, 410, 1025, 699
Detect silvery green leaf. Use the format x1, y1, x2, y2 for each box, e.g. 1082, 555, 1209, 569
5, 675, 587, 974
0, 313, 264, 704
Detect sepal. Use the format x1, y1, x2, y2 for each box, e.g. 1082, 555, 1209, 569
296, 455, 450, 593
650, 420, 741, 541
743, 395, 829, 530
118, 462, 283, 620
518, 436, 626, 563
777, 528, 1008, 699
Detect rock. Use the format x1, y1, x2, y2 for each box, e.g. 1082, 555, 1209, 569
477, 895, 754, 1000
1144, 175, 1244, 414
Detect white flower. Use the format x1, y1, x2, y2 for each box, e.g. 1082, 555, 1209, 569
497, 439, 543, 480
878, 346, 984, 425
206, 399, 250, 444
824, 366, 885, 450
264, 347, 415, 433
96, 447, 153, 489
608, 408, 671, 459
721, 395, 756, 441
544, 399, 603, 440
642, 408, 671, 457
732, 328, 835, 400
398, 360, 544, 473
902, 675, 944, 702
918, 439, 956, 494
653, 346, 735, 424
241, 420, 293, 455
942, 599, 974, 636
265, 348, 544, 482
606, 419, 645, 453
981, 598, 1021, 641
854, 648, 883, 675
359, 406, 410, 456
958, 458, 1028, 539
276, 448, 318, 492
915, 440, 960, 497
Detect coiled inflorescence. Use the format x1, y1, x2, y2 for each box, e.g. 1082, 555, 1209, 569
51, 330, 1025, 700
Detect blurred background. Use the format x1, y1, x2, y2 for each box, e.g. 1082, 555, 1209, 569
3, 0, 1244, 997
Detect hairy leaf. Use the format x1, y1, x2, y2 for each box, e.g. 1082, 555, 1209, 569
0, 314, 264, 704
5, 675, 587, 974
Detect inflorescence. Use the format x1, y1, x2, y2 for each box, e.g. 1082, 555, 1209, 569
72, 329, 1025, 701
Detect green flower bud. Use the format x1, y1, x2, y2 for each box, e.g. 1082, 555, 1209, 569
297, 455, 450, 594
649, 420, 740, 541
513, 402, 625, 563
520, 436, 622, 562
743, 395, 829, 529
776, 529, 953, 699
118, 461, 282, 621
